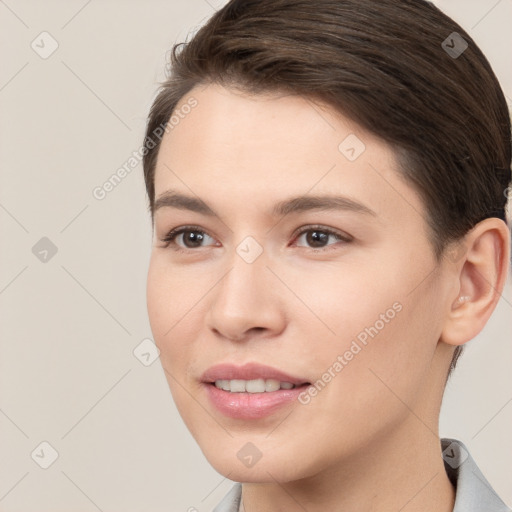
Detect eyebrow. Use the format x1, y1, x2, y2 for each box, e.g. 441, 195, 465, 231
153, 190, 376, 218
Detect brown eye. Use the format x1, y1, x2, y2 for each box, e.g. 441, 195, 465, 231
304, 230, 330, 248
294, 226, 352, 250
161, 226, 217, 250
181, 230, 206, 248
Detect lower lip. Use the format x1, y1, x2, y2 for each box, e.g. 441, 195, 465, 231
204, 383, 310, 419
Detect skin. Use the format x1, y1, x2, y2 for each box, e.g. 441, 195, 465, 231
146, 83, 509, 512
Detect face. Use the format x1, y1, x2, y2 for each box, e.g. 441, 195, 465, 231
146, 84, 454, 483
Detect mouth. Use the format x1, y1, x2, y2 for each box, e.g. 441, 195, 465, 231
201, 361, 311, 390
201, 362, 311, 419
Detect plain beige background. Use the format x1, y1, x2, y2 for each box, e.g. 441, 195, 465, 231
0, 0, 510, 510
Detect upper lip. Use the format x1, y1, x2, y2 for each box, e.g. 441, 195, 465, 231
201, 362, 310, 385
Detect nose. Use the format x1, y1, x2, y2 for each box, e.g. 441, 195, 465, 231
205, 249, 286, 342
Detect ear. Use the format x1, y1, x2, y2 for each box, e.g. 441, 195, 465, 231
440, 218, 510, 347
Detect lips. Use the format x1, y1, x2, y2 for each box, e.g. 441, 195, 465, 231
201, 362, 311, 419
201, 362, 310, 386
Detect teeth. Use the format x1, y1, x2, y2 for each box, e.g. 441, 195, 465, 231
265, 379, 280, 392
230, 379, 246, 393
245, 378, 265, 393
214, 378, 298, 393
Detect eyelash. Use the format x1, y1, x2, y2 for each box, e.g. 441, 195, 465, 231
160, 224, 352, 253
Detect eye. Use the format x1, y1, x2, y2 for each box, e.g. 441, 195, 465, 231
159, 224, 352, 252
292, 225, 352, 250
160, 226, 218, 250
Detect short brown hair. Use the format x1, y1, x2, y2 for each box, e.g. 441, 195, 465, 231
142, 0, 511, 372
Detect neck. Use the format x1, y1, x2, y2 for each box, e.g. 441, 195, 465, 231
239, 420, 455, 512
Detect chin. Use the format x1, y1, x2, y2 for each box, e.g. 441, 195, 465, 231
201, 443, 319, 484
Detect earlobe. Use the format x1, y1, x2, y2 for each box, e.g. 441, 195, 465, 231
440, 218, 510, 347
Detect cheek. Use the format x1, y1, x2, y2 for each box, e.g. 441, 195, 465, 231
282, 258, 401, 344
281, 302, 436, 471
324, 295, 438, 429
146, 262, 197, 426
146, 255, 171, 336
146, 254, 203, 339
287, 258, 437, 400
146, 255, 195, 379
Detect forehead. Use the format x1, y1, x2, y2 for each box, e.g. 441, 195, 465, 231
153, 84, 425, 226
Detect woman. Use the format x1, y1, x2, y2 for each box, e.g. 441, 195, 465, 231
143, 1, 511, 510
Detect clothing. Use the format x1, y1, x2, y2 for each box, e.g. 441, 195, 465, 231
212, 438, 511, 511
